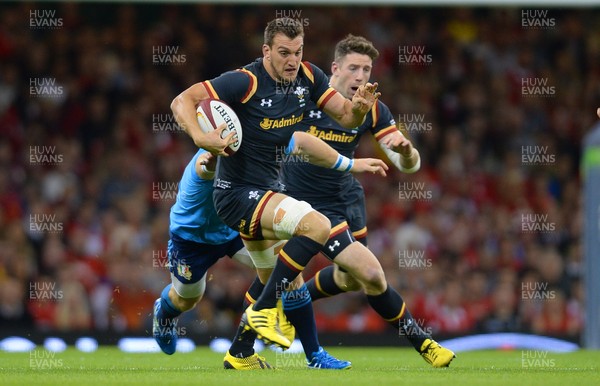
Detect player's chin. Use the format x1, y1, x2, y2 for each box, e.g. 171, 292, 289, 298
282, 70, 298, 81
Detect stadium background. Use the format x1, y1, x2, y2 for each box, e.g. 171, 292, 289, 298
0, 2, 598, 347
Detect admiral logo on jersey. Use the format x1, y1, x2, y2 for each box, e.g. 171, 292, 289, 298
306, 125, 357, 143
260, 114, 304, 130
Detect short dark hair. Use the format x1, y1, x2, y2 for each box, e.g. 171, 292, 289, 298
334, 34, 379, 63
264, 18, 304, 47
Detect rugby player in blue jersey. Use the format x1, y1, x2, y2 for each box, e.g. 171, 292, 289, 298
171, 18, 386, 369
279, 35, 455, 367
152, 149, 283, 368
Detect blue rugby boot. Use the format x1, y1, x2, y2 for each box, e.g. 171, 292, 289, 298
307, 347, 351, 369
153, 298, 177, 355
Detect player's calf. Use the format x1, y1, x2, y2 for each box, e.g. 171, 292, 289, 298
153, 278, 204, 355
153, 284, 184, 355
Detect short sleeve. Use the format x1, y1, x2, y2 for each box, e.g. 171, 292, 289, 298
370, 101, 398, 141
203, 70, 253, 105
301, 62, 339, 110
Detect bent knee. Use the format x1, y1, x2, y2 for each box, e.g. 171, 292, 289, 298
295, 211, 331, 244
361, 266, 387, 292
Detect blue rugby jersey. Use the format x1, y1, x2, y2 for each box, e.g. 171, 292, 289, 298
169, 148, 238, 244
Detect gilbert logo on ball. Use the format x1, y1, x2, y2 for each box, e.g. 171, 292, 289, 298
196, 99, 243, 155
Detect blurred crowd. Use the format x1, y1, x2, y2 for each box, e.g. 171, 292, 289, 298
0, 3, 597, 342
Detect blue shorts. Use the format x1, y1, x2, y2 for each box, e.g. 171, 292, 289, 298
167, 232, 244, 285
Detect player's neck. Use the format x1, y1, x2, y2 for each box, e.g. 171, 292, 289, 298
330, 78, 341, 95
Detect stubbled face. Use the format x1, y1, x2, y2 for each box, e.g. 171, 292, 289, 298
330, 53, 373, 99
263, 33, 304, 83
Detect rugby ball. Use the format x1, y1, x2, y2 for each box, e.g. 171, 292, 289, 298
196, 99, 242, 155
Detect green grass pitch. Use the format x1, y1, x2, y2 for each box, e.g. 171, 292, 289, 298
1, 347, 599, 386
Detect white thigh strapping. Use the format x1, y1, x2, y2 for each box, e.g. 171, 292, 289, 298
247, 240, 286, 269
230, 247, 255, 268
171, 272, 206, 299
272, 197, 314, 239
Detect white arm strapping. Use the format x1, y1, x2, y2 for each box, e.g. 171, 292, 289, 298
378, 142, 421, 173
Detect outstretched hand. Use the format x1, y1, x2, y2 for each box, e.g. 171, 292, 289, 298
380, 132, 413, 157
351, 158, 388, 177
351, 82, 381, 115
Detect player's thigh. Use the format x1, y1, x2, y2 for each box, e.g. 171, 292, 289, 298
344, 180, 369, 246
259, 192, 330, 241
167, 234, 228, 299
213, 188, 328, 242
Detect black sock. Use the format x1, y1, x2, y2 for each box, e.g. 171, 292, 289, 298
228, 277, 264, 357
306, 266, 346, 301
366, 285, 431, 351
243, 276, 264, 309
254, 236, 322, 310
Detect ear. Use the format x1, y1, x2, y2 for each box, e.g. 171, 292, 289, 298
331, 61, 339, 75
262, 44, 271, 61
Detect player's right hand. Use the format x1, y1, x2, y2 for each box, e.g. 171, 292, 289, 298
351, 158, 388, 177
351, 82, 381, 115
201, 123, 237, 156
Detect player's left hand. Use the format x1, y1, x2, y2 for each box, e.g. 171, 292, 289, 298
597, 107, 600, 118
351, 158, 388, 177
351, 82, 381, 115
197, 152, 213, 165
197, 151, 217, 170
380, 132, 413, 156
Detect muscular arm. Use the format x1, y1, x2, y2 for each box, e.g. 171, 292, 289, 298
321, 83, 381, 128
171, 83, 234, 155
288, 131, 388, 176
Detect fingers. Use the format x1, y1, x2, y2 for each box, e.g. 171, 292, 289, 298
222, 130, 237, 146
364, 82, 378, 93
215, 123, 237, 145
356, 82, 379, 97
197, 152, 212, 165
370, 159, 388, 177
213, 122, 227, 135
210, 148, 229, 157
364, 82, 380, 100
597, 107, 600, 118
381, 134, 411, 152
374, 164, 387, 177
376, 159, 389, 171
210, 123, 235, 155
